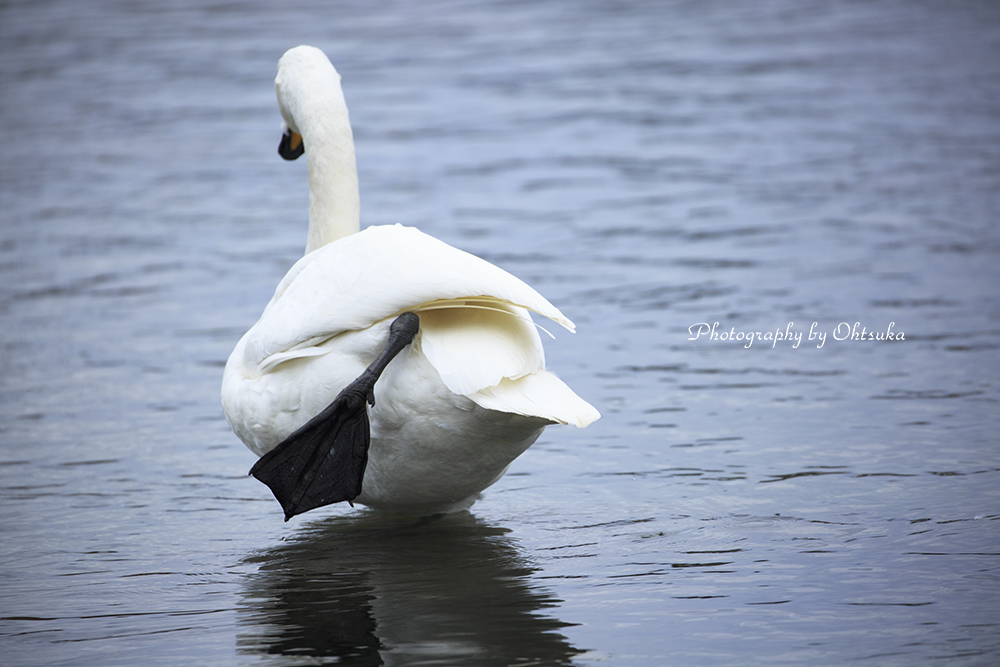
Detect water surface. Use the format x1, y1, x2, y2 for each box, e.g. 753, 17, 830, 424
2, 1, 999, 665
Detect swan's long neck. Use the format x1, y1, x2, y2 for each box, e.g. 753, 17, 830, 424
302, 101, 359, 253
277, 49, 361, 254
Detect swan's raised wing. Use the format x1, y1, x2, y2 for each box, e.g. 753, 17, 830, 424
242, 224, 572, 373
238, 224, 598, 428
235, 224, 599, 430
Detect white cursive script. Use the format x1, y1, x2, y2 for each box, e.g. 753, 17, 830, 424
688, 321, 904, 348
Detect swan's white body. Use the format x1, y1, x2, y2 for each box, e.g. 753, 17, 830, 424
222, 46, 598, 514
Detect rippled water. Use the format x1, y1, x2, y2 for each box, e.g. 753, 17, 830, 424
2, 0, 999, 664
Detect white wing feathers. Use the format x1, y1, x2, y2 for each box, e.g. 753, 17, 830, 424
417, 302, 544, 396
417, 300, 599, 427
240, 224, 598, 428
244, 225, 572, 368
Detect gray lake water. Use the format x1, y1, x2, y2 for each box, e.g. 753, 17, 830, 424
2, 1, 999, 665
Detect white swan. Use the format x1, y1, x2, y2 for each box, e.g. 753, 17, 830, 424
222, 45, 599, 519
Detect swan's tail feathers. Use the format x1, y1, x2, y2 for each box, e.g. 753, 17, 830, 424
470, 371, 601, 428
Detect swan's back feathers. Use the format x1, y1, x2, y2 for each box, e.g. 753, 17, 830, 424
243, 224, 571, 371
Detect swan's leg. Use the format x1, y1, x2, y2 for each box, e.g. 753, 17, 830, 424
249, 312, 420, 520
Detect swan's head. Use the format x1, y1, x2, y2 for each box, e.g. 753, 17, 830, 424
274, 45, 346, 161
272, 45, 361, 250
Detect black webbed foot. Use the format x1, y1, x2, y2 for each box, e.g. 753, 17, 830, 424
250, 312, 420, 520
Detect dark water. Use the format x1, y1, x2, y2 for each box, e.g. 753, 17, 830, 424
2, 0, 999, 664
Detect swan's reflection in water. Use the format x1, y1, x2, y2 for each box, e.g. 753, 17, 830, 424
238, 511, 580, 666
